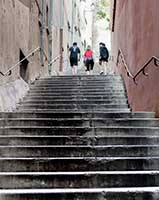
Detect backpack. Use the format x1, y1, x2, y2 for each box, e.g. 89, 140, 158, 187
100, 47, 109, 59
70, 47, 80, 59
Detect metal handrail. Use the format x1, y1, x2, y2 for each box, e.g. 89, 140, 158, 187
48, 55, 61, 66
0, 47, 49, 77
116, 48, 159, 84
0, 47, 41, 76
41, 48, 48, 62
34, 0, 42, 15
116, 48, 134, 78
133, 56, 159, 84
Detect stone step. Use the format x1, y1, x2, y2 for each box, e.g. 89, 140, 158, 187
1, 126, 159, 136
1, 118, 159, 127
29, 90, 126, 94
37, 76, 123, 80
30, 84, 125, 88
21, 99, 128, 105
28, 90, 126, 95
0, 135, 158, 146
25, 94, 127, 99
0, 171, 158, 188
37, 79, 123, 82
0, 111, 154, 119
0, 157, 158, 172
36, 82, 124, 86
40, 75, 121, 78
29, 88, 125, 92
0, 188, 158, 200
34, 84, 124, 88
18, 104, 129, 110
0, 145, 159, 157
18, 109, 131, 113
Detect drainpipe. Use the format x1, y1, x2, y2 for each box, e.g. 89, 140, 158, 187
59, 0, 64, 72
48, 0, 54, 75
112, 0, 116, 32
71, 0, 74, 44
40, 0, 46, 67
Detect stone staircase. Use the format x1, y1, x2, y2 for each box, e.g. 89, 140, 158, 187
0, 75, 159, 199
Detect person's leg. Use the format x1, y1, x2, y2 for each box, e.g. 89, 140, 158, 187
103, 62, 108, 75
103, 62, 107, 75
70, 58, 75, 75
90, 60, 94, 75
99, 59, 104, 75
74, 65, 78, 75
100, 64, 104, 75
72, 66, 75, 75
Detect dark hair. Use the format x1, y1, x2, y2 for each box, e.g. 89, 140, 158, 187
99, 42, 106, 47
73, 42, 77, 46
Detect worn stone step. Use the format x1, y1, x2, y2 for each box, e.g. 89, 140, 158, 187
0, 135, 158, 146
26, 93, 127, 98
18, 104, 129, 110
0, 171, 158, 188
0, 145, 159, 157
0, 111, 154, 119
18, 109, 131, 113
32, 85, 125, 89
28, 90, 126, 95
0, 157, 158, 172
37, 78, 123, 82
29, 88, 126, 93
0, 188, 158, 200
34, 84, 124, 88
36, 82, 124, 86
2, 118, 159, 127
40, 75, 122, 78
25, 94, 127, 99
1, 126, 159, 136
0, 111, 132, 119
31, 83, 124, 87
21, 99, 128, 105
38, 75, 122, 80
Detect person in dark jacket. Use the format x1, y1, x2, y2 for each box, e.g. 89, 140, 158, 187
69, 42, 81, 75
99, 42, 109, 75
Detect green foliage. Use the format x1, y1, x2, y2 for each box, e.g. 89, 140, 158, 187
97, 0, 110, 20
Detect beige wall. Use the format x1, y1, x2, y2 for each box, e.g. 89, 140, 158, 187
0, 0, 49, 85
0, 0, 50, 111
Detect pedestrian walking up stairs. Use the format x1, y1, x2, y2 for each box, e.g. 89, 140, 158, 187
0, 75, 159, 200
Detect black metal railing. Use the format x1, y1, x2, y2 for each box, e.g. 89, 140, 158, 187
116, 48, 159, 84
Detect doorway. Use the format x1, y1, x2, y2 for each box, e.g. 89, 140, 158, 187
19, 49, 29, 82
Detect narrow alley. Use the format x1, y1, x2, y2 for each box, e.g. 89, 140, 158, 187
0, 0, 159, 200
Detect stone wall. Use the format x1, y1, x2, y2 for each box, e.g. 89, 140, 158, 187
0, 0, 49, 111
111, 0, 159, 116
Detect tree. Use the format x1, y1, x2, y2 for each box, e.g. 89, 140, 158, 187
97, 0, 110, 23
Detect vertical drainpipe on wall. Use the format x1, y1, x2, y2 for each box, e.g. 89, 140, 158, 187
48, 0, 54, 75
112, 0, 116, 32
71, 0, 74, 45
40, 0, 46, 67
59, 0, 64, 72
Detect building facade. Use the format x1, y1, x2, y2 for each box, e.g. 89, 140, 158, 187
111, 0, 159, 116
0, 0, 50, 111
50, 0, 91, 75
0, 0, 93, 111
